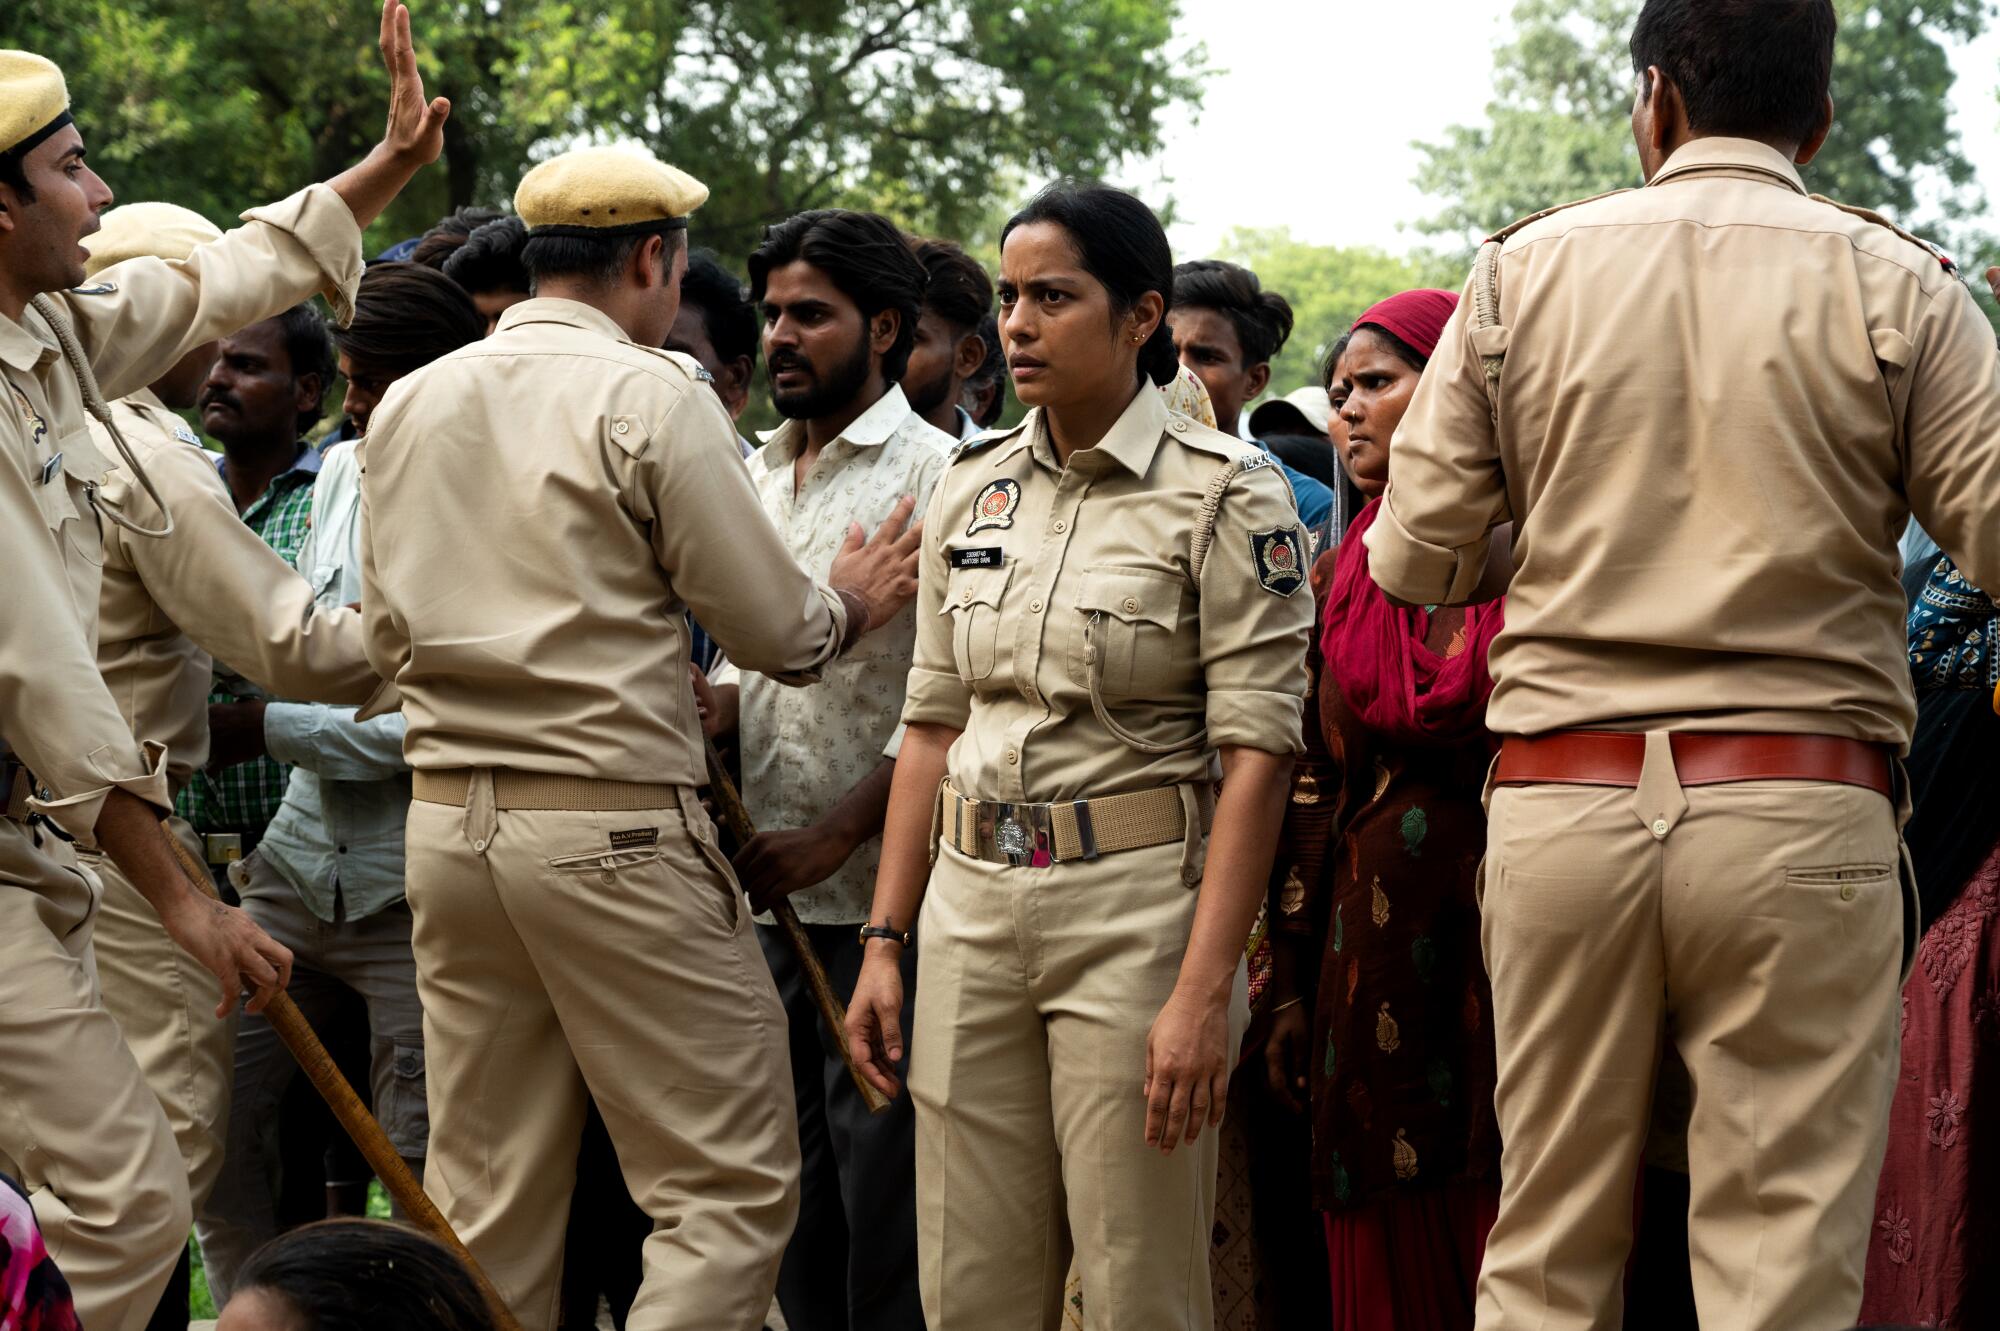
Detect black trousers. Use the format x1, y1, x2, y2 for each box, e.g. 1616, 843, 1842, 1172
758, 922, 924, 1331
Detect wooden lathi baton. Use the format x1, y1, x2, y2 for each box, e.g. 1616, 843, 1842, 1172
701, 737, 891, 1115
162, 826, 525, 1331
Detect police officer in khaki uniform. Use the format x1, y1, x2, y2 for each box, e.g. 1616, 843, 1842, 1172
1362, 3, 2000, 1328
75, 203, 381, 1237
0, 9, 446, 1325
845, 182, 1313, 1331
358, 146, 925, 1331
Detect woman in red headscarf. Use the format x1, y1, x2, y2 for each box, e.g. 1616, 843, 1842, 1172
1261, 289, 1505, 1330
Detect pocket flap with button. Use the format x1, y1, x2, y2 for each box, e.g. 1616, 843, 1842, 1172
605, 412, 647, 457
1075, 567, 1181, 631
942, 561, 1013, 615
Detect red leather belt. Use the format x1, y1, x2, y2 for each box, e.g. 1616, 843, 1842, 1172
1496, 731, 1893, 798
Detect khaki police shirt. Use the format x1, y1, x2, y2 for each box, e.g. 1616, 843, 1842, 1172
359, 297, 856, 786
93, 389, 375, 793
901, 385, 1312, 805
1366, 138, 2000, 748
0, 183, 362, 858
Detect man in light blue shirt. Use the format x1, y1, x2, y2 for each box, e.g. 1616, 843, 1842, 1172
195, 261, 484, 1297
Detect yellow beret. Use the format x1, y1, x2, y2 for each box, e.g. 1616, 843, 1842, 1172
82, 202, 224, 279
0, 51, 70, 158
514, 147, 708, 237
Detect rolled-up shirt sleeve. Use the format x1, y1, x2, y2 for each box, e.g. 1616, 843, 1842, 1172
900, 474, 972, 731
1364, 279, 1511, 607
1199, 463, 1313, 755
61, 183, 364, 403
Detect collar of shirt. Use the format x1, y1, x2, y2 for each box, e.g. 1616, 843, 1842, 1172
216, 439, 322, 523
991, 383, 1169, 477
0, 305, 58, 374
1647, 137, 1808, 196
492, 296, 633, 344
754, 381, 917, 463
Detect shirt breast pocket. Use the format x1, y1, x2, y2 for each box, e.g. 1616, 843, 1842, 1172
1071, 566, 1184, 697
942, 560, 1013, 683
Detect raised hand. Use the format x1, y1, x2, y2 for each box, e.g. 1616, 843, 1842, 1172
379, 0, 450, 165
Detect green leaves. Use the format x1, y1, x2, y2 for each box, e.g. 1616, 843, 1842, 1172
4, 0, 1199, 260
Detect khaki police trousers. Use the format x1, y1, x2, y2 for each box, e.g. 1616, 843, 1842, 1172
0, 825, 189, 1331
406, 779, 799, 1331
1473, 737, 1908, 1331
909, 837, 1248, 1331
77, 816, 236, 1215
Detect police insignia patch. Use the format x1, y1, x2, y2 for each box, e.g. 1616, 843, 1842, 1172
171, 421, 201, 446
1250, 525, 1305, 597
967, 478, 1021, 535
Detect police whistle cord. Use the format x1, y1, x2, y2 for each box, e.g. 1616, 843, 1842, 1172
701, 737, 892, 1116
161, 823, 527, 1331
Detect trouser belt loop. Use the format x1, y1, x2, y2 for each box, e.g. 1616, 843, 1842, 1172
1634, 732, 1688, 841
465, 768, 498, 857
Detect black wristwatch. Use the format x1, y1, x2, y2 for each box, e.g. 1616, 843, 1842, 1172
858, 922, 911, 948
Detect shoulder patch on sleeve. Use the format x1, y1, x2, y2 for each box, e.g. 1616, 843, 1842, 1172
171, 420, 201, 446
1249, 525, 1307, 597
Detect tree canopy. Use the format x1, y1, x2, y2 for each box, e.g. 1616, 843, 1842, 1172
1414, 0, 1992, 254
5, 0, 1201, 259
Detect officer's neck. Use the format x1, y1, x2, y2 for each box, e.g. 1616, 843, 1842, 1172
1043, 382, 1142, 466
803, 369, 891, 455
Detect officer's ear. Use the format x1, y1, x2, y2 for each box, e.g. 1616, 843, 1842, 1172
1795, 94, 1836, 167
631, 233, 670, 291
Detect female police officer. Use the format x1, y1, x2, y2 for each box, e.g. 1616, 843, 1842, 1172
845, 181, 1313, 1330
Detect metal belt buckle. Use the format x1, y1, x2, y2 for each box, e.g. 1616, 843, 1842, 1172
980, 800, 1052, 868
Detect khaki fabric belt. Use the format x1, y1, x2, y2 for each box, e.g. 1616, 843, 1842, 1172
413, 767, 682, 811
939, 779, 1206, 867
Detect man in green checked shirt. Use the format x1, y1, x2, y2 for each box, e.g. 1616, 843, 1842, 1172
176, 303, 336, 866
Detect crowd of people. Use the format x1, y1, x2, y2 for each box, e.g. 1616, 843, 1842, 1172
2, 1, 1999, 1331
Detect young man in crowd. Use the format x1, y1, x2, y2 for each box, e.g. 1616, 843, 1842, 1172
901, 238, 991, 441
1169, 259, 1333, 528
195, 262, 485, 1300
709, 207, 954, 1331
172, 306, 336, 881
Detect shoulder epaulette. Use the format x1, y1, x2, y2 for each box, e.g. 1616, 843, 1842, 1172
1485, 188, 1637, 246
1809, 195, 1957, 274
950, 423, 1017, 463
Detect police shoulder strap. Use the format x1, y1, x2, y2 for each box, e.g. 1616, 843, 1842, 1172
1809, 195, 1959, 276
28, 293, 174, 539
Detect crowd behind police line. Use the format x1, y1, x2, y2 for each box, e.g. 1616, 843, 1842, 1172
3, 1, 2000, 1330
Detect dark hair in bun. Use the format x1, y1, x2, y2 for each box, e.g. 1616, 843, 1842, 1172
1003, 180, 1179, 387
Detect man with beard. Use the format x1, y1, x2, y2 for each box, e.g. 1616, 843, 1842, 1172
709, 208, 952, 1331
902, 238, 991, 441
175, 304, 337, 874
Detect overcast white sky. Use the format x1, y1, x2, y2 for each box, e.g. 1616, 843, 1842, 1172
1147, 0, 2000, 260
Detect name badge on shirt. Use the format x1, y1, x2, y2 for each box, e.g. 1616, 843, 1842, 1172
948, 546, 1004, 569
39, 452, 62, 486
171, 421, 201, 446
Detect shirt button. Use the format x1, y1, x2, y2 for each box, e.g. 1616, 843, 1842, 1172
613, 420, 630, 434
1053, 520, 1067, 533
1006, 749, 1019, 765
1170, 419, 1188, 434
1029, 598, 1043, 613
1840, 882, 1857, 902
1650, 819, 1669, 839
1123, 597, 1139, 613
960, 588, 973, 604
